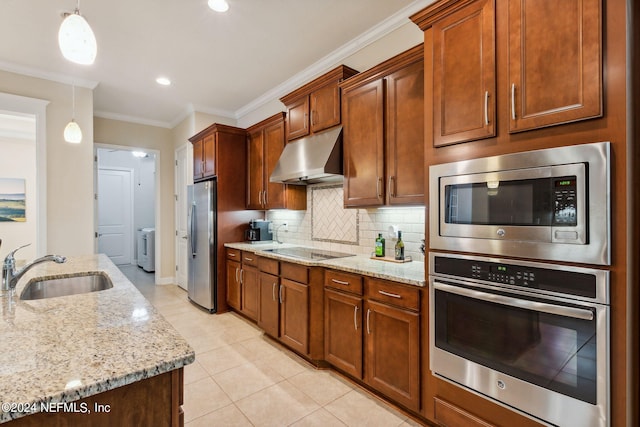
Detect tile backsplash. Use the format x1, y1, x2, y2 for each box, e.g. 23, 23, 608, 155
267, 183, 426, 261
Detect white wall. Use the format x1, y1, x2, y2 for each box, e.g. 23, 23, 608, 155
0, 70, 95, 258
0, 117, 37, 260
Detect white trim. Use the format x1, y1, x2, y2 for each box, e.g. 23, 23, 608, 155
93, 110, 174, 129
0, 60, 98, 89
155, 276, 175, 285
0, 92, 49, 256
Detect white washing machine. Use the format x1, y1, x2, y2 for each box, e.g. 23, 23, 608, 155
137, 228, 155, 272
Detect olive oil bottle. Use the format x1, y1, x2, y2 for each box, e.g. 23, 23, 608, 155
375, 233, 385, 257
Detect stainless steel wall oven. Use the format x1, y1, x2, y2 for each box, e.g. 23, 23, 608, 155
429, 252, 609, 427
429, 142, 610, 265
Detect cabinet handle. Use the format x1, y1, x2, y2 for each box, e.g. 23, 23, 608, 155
235, 267, 239, 283
279, 284, 284, 304
229, 253, 237, 257
354, 305, 359, 331
388, 176, 395, 198
240, 269, 244, 284
378, 290, 401, 299
511, 83, 516, 120
272, 282, 277, 301
304, 113, 308, 129
376, 177, 383, 199
244, 257, 254, 262
264, 191, 268, 206
484, 91, 490, 125
331, 279, 350, 286
366, 308, 371, 335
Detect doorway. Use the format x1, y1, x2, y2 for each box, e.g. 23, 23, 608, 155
96, 148, 157, 274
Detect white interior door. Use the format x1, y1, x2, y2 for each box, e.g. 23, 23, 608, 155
98, 168, 133, 265
175, 146, 189, 290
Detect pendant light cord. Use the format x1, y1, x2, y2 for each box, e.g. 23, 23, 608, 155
72, 83, 76, 119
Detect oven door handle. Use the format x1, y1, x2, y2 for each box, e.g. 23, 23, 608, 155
434, 281, 594, 321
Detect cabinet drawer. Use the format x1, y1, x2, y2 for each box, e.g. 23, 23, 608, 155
241, 251, 258, 267
324, 270, 363, 295
434, 397, 495, 427
227, 248, 241, 261
258, 257, 279, 275
365, 278, 419, 311
281, 262, 309, 284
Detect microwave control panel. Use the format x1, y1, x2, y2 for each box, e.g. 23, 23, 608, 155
552, 176, 577, 225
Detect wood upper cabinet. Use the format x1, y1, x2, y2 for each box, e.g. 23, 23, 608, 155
280, 65, 359, 142
190, 124, 246, 182
342, 79, 385, 207
412, 0, 602, 145
432, 0, 496, 146
341, 45, 424, 207
508, 0, 602, 132
247, 113, 306, 210
192, 133, 216, 180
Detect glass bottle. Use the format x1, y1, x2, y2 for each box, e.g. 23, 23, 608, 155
394, 231, 405, 261
375, 233, 385, 257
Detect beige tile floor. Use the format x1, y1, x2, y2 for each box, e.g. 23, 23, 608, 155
119, 264, 424, 427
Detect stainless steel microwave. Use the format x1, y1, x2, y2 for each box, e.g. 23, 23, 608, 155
429, 142, 610, 265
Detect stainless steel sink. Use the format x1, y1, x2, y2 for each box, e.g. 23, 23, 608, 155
20, 273, 113, 300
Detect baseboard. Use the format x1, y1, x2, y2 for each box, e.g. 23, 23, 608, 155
155, 276, 175, 285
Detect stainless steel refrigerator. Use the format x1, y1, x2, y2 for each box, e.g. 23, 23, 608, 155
187, 178, 217, 312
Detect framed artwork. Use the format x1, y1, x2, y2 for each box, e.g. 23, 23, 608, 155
0, 178, 26, 222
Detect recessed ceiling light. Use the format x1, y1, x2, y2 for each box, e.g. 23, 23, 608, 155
156, 77, 171, 86
208, 0, 229, 12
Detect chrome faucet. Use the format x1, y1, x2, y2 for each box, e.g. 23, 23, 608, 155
2, 244, 66, 293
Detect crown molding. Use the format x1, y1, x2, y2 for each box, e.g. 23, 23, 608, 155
0, 60, 99, 89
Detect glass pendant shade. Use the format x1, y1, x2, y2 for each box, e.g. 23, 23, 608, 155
208, 0, 229, 12
58, 11, 97, 65
64, 119, 83, 144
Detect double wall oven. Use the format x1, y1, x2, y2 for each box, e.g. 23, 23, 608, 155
428, 142, 611, 427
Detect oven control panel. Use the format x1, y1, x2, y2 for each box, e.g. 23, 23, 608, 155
435, 255, 596, 299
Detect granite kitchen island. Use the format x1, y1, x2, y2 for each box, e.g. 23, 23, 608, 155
0, 254, 194, 426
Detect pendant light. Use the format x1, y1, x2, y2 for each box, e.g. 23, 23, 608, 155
208, 0, 229, 12
64, 84, 83, 144
58, 0, 97, 65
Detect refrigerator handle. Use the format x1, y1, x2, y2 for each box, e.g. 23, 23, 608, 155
190, 202, 197, 256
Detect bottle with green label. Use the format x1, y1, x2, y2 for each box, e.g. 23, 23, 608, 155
394, 231, 405, 261
375, 233, 385, 257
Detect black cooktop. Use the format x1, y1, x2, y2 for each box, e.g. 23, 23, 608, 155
264, 247, 355, 261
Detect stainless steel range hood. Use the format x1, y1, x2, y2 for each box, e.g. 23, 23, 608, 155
269, 126, 343, 185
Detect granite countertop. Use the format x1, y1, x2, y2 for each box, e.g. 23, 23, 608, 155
0, 254, 194, 423
225, 242, 426, 287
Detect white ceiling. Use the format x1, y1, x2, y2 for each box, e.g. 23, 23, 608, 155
0, 0, 431, 128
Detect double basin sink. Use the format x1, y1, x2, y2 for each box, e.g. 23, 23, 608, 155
19, 273, 113, 300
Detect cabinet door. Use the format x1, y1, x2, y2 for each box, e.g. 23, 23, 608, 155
247, 129, 265, 209
263, 119, 286, 209
365, 300, 420, 411
508, 0, 602, 132
193, 138, 204, 180
258, 272, 280, 338
343, 79, 385, 207
226, 260, 241, 310
203, 134, 216, 177
310, 84, 341, 133
386, 60, 425, 205
324, 289, 363, 378
241, 266, 259, 321
280, 278, 309, 355
432, 0, 496, 146
286, 96, 310, 141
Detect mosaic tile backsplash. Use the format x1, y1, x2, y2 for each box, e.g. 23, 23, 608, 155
267, 183, 426, 262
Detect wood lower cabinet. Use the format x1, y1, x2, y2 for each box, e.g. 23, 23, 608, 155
341, 45, 424, 207
324, 271, 421, 412
324, 288, 363, 378
434, 398, 495, 427
9, 369, 184, 427
226, 257, 241, 311
280, 278, 309, 355
258, 270, 279, 337
240, 264, 259, 321
225, 249, 260, 320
